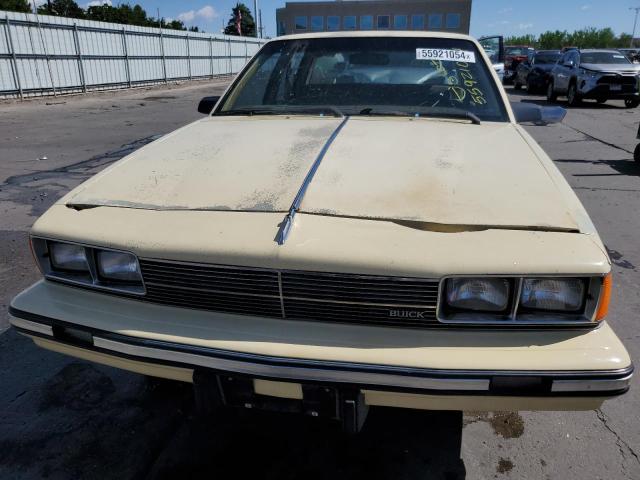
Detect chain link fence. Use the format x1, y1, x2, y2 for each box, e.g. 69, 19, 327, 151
0, 10, 266, 99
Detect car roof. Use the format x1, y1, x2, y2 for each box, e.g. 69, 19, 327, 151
536, 50, 560, 54
578, 49, 623, 53
273, 31, 473, 42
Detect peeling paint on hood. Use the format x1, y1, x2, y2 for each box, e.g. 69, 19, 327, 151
65, 116, 580, 232
298, 117, 579, 232
65, 116, 342, 213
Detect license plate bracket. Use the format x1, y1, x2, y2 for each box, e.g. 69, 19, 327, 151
192, 370, 369, 432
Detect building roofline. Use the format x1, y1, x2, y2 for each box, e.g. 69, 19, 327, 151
271, 30, 473, 42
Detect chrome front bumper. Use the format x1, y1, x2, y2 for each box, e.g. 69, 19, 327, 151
10, 308, 633, 398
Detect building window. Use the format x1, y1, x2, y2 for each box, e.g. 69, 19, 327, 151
394, 15, 408, 29
411, 14, 424, 29
311, 16, 324, 31
360, 15, 373, 30
277, 20, 286, 36
343, 15, 356, 29
294, 16, 307, 30
377, 15, 390, 29
327, 16, 340, 30
446, 13, 461, 29
428, 13, 443, 29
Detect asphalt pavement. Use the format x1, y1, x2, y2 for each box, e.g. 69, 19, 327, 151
0, 81, 639, 480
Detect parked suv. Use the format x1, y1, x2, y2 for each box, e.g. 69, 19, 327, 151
547, 49, 640, 107
514, 50, 561, 93
504, 45, 535, 84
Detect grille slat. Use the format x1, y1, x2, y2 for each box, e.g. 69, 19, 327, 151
138, 259, 440, 328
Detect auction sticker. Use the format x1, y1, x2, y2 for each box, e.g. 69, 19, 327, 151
416, 48, 476, 63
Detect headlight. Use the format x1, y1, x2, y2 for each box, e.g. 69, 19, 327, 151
97, 251, 142, 283
445, 278, 510, 312
580, 69, 598, 79
50, 242, 89, 272
30, 238, 144, 295
520, 278, 585, 312
439, 275, 605, 325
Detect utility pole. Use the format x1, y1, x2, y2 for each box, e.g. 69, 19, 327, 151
259, 9, 264, 38
253, 0, 259, 37
631, 7, 640, 48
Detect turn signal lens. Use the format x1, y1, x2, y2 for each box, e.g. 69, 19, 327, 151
595, 273, 612, 322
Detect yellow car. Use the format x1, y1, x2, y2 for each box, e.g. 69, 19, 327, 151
11, 32, 631, 432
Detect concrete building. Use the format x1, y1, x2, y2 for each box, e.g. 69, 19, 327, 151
276, 0, 472, 37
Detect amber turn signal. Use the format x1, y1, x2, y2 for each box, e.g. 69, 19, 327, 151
595, 273, 612, 322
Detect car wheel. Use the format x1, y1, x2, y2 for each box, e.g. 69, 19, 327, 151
625, 99, 640, 108
635, 144, 640, 163
527, 79, 537, 94
514, 81, 522, 90
567, 83, 581, 107
546, 81, 558, 102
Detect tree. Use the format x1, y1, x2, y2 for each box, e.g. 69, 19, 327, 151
224, 3, 256, 37
504, 34, 537, 47
0, 0, 31, 13
537, 30, 569, 49
38, 0, 85, 18
615, 33, 634, 48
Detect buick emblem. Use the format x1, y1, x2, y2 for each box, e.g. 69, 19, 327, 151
389, 310, 427, 319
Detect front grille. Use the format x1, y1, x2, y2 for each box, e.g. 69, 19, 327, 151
140, 260, 282, 317
139, 259, 440, 328
597, 75, 637, 86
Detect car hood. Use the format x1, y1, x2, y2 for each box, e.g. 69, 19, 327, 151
64, 116, 580, 232
581, 63, 640, 73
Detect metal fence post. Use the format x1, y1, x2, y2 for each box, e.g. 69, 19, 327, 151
72, 23, 87, 93
209, 36, 214, 78
159, 28, 167, 83
227, 38, 232, 75
244, 38, 248, 65
121, 27, 131, 87
186, 34, 192, 80
4, 15, 24, 99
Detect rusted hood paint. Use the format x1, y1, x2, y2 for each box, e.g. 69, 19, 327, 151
65, 116, 581, 232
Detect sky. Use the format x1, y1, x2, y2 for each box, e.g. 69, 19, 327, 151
68, 0, 640, 39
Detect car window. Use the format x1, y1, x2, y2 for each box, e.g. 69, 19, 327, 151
568, 51, 579, 64
217, 37, 509, 122
506, 47, 527, 56
580, 51, 631, 65
534, 53, 560, 65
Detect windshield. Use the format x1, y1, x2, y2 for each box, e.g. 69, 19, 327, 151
581, 52, 631, 65
505, 47, 530, 56
534, 53, 560, 64
217, 37, 509, 122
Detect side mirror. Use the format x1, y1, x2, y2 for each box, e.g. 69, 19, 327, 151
198, 96, 220, 114
511, 102, 566, 125
564, 60, 575, 68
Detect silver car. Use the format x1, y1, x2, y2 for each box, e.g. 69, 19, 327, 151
547, 49, 640, 108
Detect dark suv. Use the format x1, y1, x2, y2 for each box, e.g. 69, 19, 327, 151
547, 49, 640, 107
514, 50, 561, 93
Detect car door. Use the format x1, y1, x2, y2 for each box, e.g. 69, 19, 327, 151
479, 35, 505, 81
559, 51, 579, 92
555, 52, 570, 92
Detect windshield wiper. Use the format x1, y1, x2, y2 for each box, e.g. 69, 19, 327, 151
357, 107, 481, 124
216, 105, 344, 118
420, 110, 482, 125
